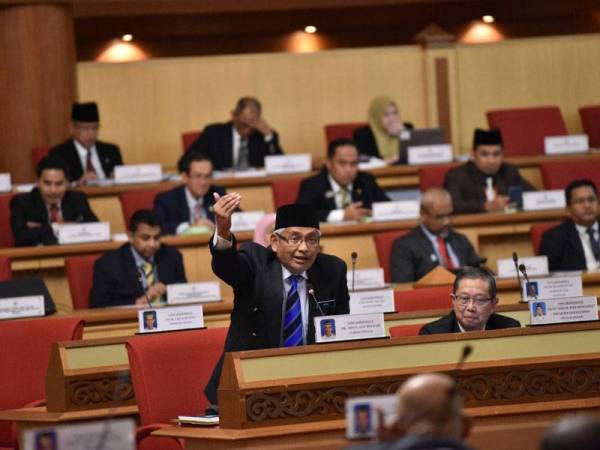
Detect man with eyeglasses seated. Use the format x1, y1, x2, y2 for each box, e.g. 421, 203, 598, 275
390, 187, 483, 282
204, 196, 350, 408
419, 267, 520, 334
539, 179, 600, 272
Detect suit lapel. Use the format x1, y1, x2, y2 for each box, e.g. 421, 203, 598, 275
567, 220, 587, 268
121, 244, 145, 294
31, 189, 51, 225
306, 263, 331, 344
416, 227, 438, 265
263, 255, 285, 347
175, 186, 191, 223
446, 232, 464, 265
321, 171, 337, 211
352, 175, 365, 204
67, 140, 84, 180
224, 123, 235, 168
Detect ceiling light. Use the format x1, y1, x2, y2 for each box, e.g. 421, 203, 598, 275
121, 34, 133, 42
482, 15, 495, 24
304, 25, 317, 34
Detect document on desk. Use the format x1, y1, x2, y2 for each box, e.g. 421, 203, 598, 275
175, 415, 219, 426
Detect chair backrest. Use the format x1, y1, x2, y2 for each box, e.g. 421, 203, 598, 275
272, 177, 305, 209
181, 131, 201, 152
0, 317, 84, 448
324, 122, 368, 145
0, 256, 12, 281
394, 285, 453, 312
579, 105, 600, 149
530, 221, 561, 255
486, 106, 567, 156
65, 254, 101, 310
540, 159, 600, 190
418, 164, 455, 191
119, 189, 162, 230
31, 146, 51, 170
126, 327, 228, 426
373, 230, 410, 283
0, 193, 15, 248
389, 323, 424, 337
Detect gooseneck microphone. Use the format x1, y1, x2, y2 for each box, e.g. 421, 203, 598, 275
307, 282, 325, 316
351, 252, 358, 292
518, 264, 538, 300
512, 252, 525, 303
455, 344, 473, 371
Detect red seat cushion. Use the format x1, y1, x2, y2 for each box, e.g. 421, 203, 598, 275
324, 122, 368, 145
394, 286, 453, 312
530, 222, 561, 255
540, 159, 600, 190
579, 105, 600, 148
65, 254, 101, 309
0, 194, 15, 248
373, 230, 410, 283
119, 190, 163, 229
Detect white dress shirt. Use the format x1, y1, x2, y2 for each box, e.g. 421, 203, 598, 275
74, 140, 106, 179
326, 174, 354, 223
420, 224, 460, 268
175, 188, 207, 234
575, 222, 600, 270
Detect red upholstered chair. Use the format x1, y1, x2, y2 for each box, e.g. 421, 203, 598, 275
181, 131, 201, 152
324, 122, 368, 145
272, 176, 305, 209
0, 317, 84, 449
394, 286, 453, 312
0, 256, 12, 281
126, 327, 228, 450
486, 106, 567, 156
31, 146, 51, 169
389, 323, 424, 337
418, 164, 455, 191
0, 193, 15, 248
579, 105, 600, 149
119, 190, 162, 230
373, 230, 410, 283
65, 254, 101, 310
540, 159, 600, 190
530, 221, 560, 255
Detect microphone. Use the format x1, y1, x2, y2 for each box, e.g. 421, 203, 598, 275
351, 252, 358, 292
512, 252, 525, 303
518, 264, 538, 300
455, 344, 472, 371
307, 282, 325, 316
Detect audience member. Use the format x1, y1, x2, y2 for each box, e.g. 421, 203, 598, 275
541, 414, 600, 450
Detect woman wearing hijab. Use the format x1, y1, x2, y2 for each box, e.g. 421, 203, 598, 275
353, 96, 413, 164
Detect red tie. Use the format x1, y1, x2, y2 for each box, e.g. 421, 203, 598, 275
49, 204, 61, 223
437, 235, 455, 269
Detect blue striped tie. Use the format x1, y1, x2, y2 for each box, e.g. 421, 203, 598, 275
283, 275, 303, 347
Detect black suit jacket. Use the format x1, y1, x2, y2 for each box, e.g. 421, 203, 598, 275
296, 168, 390, 222
204, 237, 350, 404
89, 243, 187, 308
390, 226, 483, 282
419, 310, 521, 335
352, 123, 413, 162
49, 139, 123, 182
153, 185, 226, 235
539, 219, 593, 271
10, 188, 98, 247
185, 122, 283, 170
444, 161, 535, 214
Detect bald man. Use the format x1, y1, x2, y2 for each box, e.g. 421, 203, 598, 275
390, 188, 483, 282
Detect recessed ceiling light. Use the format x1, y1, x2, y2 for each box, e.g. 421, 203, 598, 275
482, 15, 495, 24
304, 25, 317, 34
121, 34, 133, 42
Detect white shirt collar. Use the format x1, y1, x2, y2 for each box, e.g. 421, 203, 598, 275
281, 265, 307, 281
184, 187, 203, 206
575, 222, 599, 234
327, 173, 353, 194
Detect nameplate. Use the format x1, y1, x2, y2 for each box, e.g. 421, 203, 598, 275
264, 154, 312, 174
14, 183, 35, 193
0, 295, 45, 320
22, 418, 135, 450
346, 394, 398, 440
0, 173, 11, 192
497, 255, 549, 278
407, 144, 453, 165
522, 276, 583, 302
350, 289, 395, 315
57, 222, 111, 244
230, 210, 266, 232
314, 312, 385, 343
529, 296, 598, 326
522, 190, 565, 211
544, 134, 589, 155
371, 200, 420, 222
347, 268, 386, 290
138, 304, 204, 333
114, 163, 163, 184
358, 158, 386, 170
167, 282, 221, 305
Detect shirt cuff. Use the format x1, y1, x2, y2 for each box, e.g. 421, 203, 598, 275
327, 209, 345, 223
175, 222, 190, 234
212, 233, 233, 250
263, 133, 274, 142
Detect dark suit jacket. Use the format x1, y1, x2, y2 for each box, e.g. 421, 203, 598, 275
539, 219, 593, 271
296, 168, 390, 222
419, 310, 521, 335
204, 237, 350, 404
185, 122, 283, 170
352, 122, 413, 162
10, 188, 98, 247
89, 243, 186, 308
49, 139, 123, 182
444, 161, 535, 214
390, 226, 483, 282
153, 185, 226, 235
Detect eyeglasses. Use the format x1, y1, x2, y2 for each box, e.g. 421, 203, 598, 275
570, 196, 597, 205
452, 294, 493, 307
275, 233, 320, 248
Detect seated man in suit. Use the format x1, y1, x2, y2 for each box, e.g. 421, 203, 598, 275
390, 187, 483, 282
444, 128, 535, 214
204, 197, 350, 407
154, 153, 225, 235
10, 156, 98, 247
539, 179, 600, 271
297, 138, 390, 222
49, 102, 123, 184
90, 209, 187, 308
185, 96, 283, 170
420, 267, 520, 334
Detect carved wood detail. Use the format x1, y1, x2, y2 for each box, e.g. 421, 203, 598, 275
68, 376, 135, 407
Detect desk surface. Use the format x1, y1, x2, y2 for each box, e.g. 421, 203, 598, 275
0, 405, 138, 423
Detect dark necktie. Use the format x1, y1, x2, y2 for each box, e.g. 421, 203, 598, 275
85, 150, 96, 174
282, 275, 303, 347
236, 138, 249, 169
586, 227, 600, 262
437, 235, 456, 270
49, 204, 61, 223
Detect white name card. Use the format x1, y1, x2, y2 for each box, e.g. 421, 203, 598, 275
314, 313, 385, 343
264, 154, 312, 174
407, 144, 453, 165
350, 289, 395, 314
0, 295, 45, 320
544, 134, 589, 155
138, 304, 204, 333
530, 296, 598, 326
522, 190, 565, 211
497, 255, 549, 278
230, 210, 266, 232
167, 282, 221, 305
57, 222, 111, 244
522, 276, 583, 301
371, 200, 420, 222
347, 268, 386, 290
0, 173, 11, 192
346, 394, 398, 440
114, 163, 163, 184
